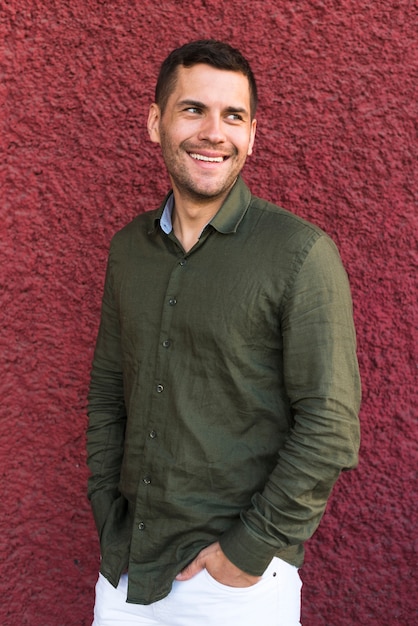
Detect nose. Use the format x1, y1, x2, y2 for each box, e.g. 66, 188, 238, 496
197, 113, 226, 144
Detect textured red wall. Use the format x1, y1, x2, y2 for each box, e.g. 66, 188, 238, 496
1, 1, 416, 624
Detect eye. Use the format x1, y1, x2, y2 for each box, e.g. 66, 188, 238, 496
184, 107, 201, 114
226, 112, 244, 122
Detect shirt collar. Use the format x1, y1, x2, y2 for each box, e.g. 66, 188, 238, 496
209, 176, 252, 234
160, 194, 174, 234
151, 176, 252, 235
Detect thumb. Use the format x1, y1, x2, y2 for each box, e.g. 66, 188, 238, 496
175, 556, 204, 581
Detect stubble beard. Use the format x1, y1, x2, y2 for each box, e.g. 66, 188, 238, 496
159, 131, 241, 204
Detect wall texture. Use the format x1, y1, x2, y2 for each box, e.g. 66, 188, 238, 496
1, 1, 416, 624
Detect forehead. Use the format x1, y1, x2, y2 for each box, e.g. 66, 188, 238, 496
167, 63, 252, 110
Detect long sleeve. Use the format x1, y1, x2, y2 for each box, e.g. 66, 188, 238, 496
86, 255, 127, 537
220, 235, 361, 575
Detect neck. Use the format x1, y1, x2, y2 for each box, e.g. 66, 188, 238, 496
171, 191, 226, 253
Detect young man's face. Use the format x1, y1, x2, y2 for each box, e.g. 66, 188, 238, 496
148, 64, 256, 206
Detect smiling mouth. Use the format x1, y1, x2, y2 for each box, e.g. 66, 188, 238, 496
189, 153, 227, 163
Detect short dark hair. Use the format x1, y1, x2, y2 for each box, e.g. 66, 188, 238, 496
155, 39, 258, 119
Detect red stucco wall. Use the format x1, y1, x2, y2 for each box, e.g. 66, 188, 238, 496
1, 1, 416, 624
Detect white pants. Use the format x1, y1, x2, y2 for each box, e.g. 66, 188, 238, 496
92, 557, 302, 626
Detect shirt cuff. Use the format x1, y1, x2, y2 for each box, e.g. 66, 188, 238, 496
219, 518, 280, 577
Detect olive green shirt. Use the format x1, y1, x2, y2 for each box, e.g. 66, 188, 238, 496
87, 177, 360, 605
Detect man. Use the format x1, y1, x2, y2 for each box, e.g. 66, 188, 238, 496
87, 39, 361, 625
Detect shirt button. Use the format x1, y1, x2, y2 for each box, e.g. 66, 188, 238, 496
138, 522, 145, 531
149, 430, 157, 439
156, 384, 164, 393
143, 475, 151, 485
162, 340, 171, 348
169, 298, 177, 306
179, 259, 187, 266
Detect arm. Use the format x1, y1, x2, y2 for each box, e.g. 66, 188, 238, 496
86, 255, 126, 538
217, 234, 361, 576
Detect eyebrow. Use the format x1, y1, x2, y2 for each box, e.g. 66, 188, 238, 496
177, 99, 206, 109
177, 99, 249, 116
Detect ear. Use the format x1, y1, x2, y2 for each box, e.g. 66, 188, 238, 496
247, 118, 257, 156
147, 103, 161, 144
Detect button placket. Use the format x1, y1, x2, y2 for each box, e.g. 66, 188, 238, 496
137, 262, 185, 539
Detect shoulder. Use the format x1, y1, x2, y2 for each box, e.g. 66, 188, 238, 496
243, 193, 332, 260
110, 208, 160, 250
249, 194, 324, 239
242, 194, 346, 281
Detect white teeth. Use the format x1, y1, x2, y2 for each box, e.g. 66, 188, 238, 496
190, 153, 224, 163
